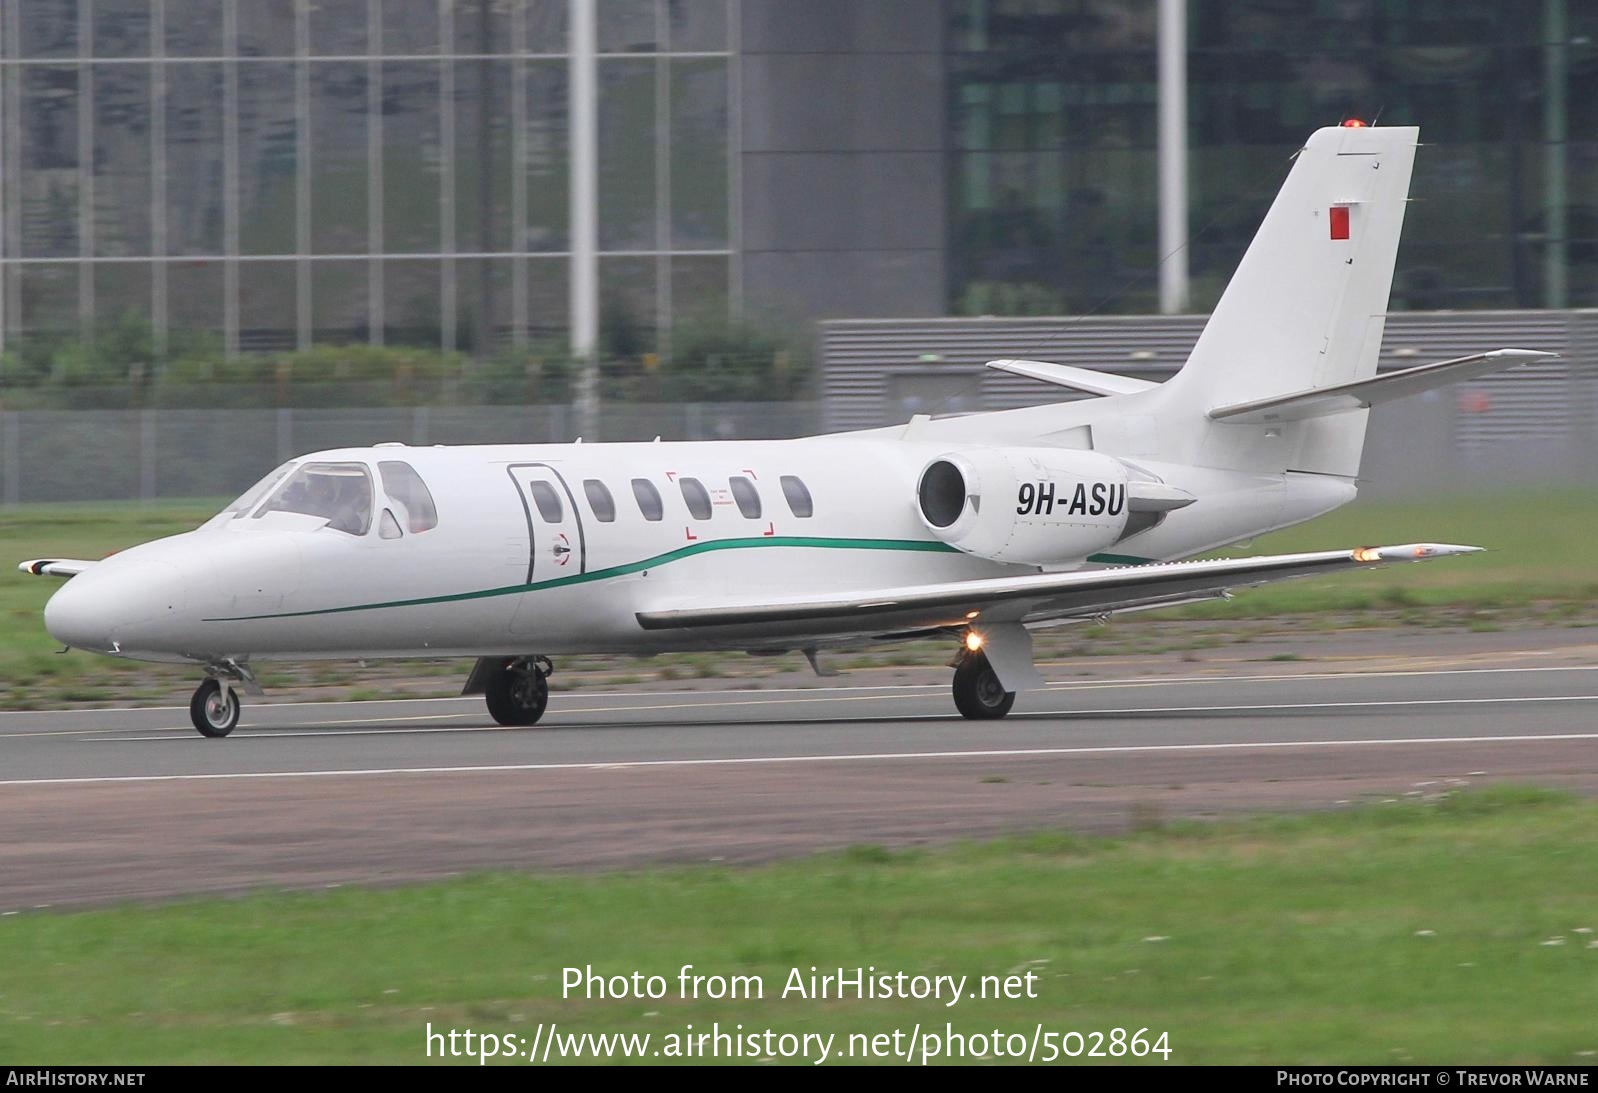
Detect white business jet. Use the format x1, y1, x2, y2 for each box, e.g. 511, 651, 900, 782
21, 123, 1551, 737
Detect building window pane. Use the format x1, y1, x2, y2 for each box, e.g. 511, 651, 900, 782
311, 63, 369, 254
167, 260, 225, 343
669, 255, 727, 325
236, 4, 296, 57
382, 61, 443, 254
310, 258, 369, 344
669, 58, 728, 249
453, 0, 515, 57
667, 0, 727, 52
383, 258, 442, 347
455, 58, 513, 253
167, 62, 226, 256
238, 61, 299, 256
17, 264, 79, 339
311, 0, 368, 56
598, 0, 657, 53
93, 0, 154, 59
19, 66, 80, 259
598, 256, 657, 356
382, 0, 441, 55
526, 0, 569, 53
527, 256, 570, 342
21, 0, 79, 59
239, 260, 299, 351
597, 58, 656, 250
524, 59, 570, 251
165, 0, 223, 57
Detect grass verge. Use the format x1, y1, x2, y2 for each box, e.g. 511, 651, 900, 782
1, 786, 1595, 1064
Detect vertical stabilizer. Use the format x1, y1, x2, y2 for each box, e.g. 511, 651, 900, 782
1161, 124, 1417, 476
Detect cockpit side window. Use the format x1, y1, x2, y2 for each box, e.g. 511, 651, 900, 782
254, 462, 374, 535
378, 461, 439, 533
224, 463, 293, 519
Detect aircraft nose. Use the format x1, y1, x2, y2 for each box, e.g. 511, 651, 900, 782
44, 561, 190, 654
44, 578, 113, 652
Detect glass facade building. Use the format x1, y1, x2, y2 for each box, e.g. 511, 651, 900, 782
948, 0, 1598, 315
0, 0, 733, 356
2, 0, 1595, 361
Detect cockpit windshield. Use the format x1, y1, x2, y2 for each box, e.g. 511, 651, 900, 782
222, 463, 293, 520
253, 462, 374, 535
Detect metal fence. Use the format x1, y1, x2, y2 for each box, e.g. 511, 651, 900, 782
821, 310, 1598, 497
0, 402, 822, 505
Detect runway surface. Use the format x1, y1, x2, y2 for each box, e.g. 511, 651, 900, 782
3, 663, 1597, 908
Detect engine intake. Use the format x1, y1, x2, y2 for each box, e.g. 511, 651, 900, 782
915, 448, 1135, 566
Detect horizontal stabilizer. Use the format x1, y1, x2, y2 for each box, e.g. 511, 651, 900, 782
636, 542, 1482, 633
1208, 349, 1556, 424
18, 558, 96, 578
985, 359, 1158, 397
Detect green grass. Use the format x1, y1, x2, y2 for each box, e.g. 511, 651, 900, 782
1, 787, 1596, 1064
1167, 486, 1598, 617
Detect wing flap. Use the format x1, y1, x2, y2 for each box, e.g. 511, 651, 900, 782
1207, 349, 1555, 424
635, 543, 1481, 633
18, 559, 97, 578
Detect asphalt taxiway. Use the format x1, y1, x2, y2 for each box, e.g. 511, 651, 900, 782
2, 663, 1596, 907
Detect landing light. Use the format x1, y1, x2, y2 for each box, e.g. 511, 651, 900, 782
1353, 546, 1381, 563
964, 631, 984, 652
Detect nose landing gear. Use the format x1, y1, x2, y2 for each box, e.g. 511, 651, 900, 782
189, 660, 260, 737
190, 678, 241, 738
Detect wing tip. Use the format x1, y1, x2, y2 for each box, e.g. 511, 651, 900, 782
1352, 543, 1484, 563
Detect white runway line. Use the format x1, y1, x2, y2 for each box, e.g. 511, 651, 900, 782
58, 690, 1598, 742
4, 730, 1598, 787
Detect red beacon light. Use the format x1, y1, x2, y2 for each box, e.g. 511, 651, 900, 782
1341, 118, 1368, 128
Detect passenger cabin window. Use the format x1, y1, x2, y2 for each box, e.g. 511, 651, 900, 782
255, 462, 374, 535
378, 461, 438, 533
584, 479, 616, 522
679, 477, 712, 520
780, 475, 814, 518
631, 478, 663, 521
528, 481, 564, 523
729, 476, 761, 519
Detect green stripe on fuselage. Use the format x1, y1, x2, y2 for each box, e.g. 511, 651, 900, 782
204, 536, 964, 622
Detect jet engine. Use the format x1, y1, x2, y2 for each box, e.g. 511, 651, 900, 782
915, 448, 1137, 566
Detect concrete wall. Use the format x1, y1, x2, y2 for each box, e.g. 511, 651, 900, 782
738, 0, 947, 323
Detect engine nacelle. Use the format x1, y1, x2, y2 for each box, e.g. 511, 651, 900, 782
916, 447, 1131, 566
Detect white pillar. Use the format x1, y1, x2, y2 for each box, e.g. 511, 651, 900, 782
1544, 0, 1568, 310
1157, 0, 1189, 314
569, 0, 598, 435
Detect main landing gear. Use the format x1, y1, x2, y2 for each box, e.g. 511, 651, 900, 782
482, 655, 553, 726
951, 647, 1015, 720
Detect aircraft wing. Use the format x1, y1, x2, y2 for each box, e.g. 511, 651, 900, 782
635, 543, 1479, 634
1207, 349, 1555, 425
18, 559, 98, 578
